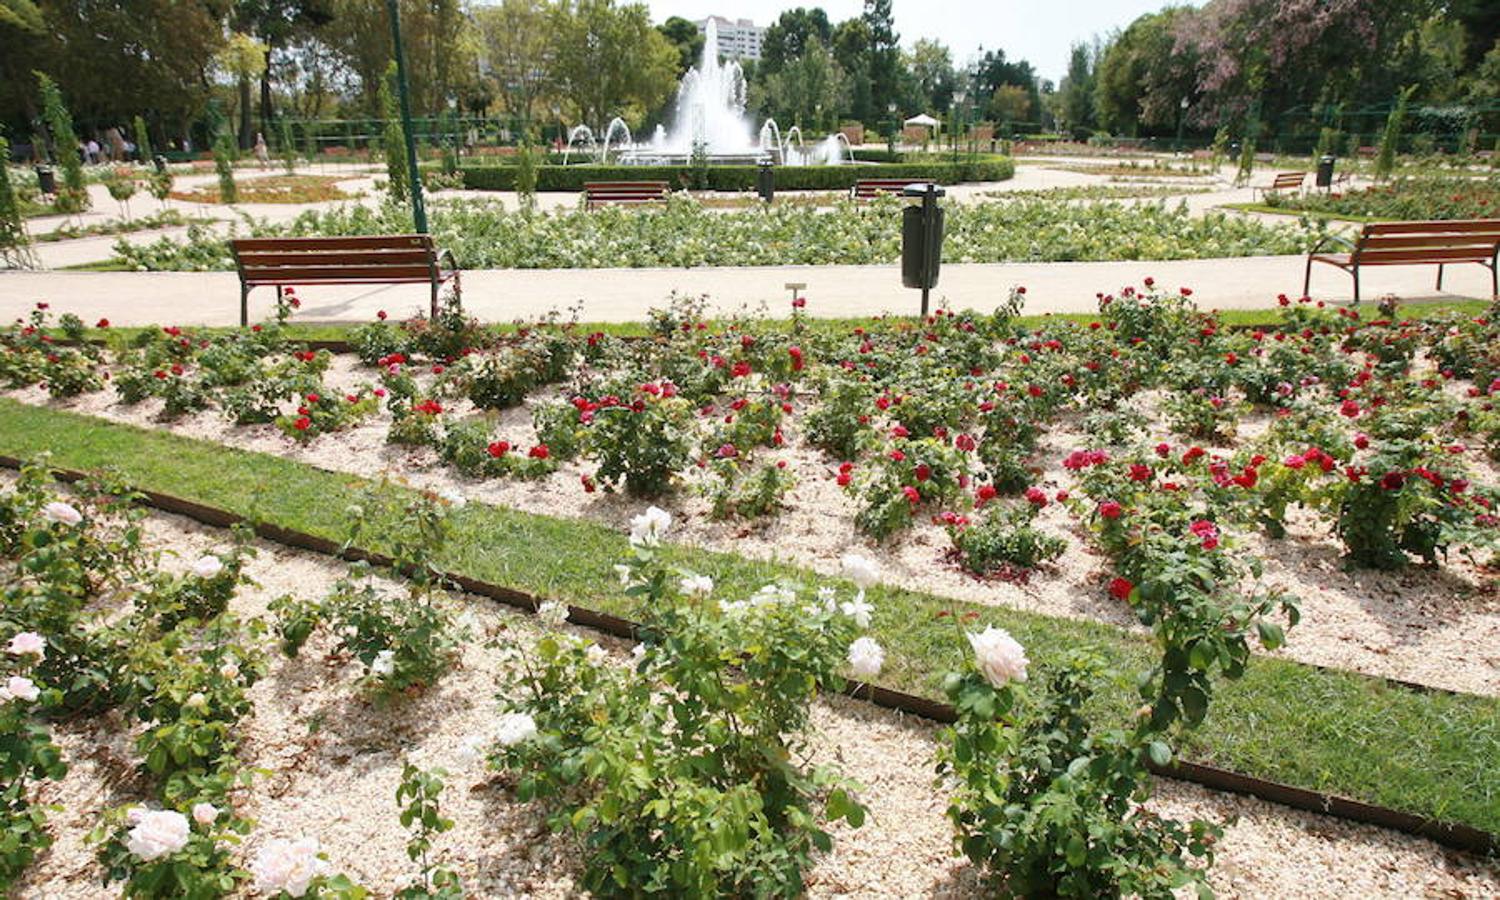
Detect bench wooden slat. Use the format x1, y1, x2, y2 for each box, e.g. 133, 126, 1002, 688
1358, 234, 1500, 251
1364, 219, 1500, 235
584, 181, 670, 210
1355, 248, 1500, 265
240, 265, 443, 283
232, 235, 434, 252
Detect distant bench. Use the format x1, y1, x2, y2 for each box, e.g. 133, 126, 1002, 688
1255, 171, 1306, 200
229, 234, 459, 326
850, 178, 931, 201
583, 181, 669, 210
1303, 219, 1500, 304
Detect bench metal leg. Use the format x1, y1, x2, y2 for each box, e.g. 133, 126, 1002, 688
430, 279, 439, 321
1436, 264, 1444, 291
1302, 256, 1313, 298
240, 284, 249, 327
1352, 266, 1360, 306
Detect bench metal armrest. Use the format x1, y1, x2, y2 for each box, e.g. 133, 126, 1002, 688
435, 247, 458, 272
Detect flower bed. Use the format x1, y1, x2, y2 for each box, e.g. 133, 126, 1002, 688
1261, 176, 1500, 220
6, 485, 1495, 897
168, 175, 360, 206
107, 194, 1318, 272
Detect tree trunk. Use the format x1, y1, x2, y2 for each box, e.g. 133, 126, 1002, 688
239, 77, 253, 149
260, 40, 275, 138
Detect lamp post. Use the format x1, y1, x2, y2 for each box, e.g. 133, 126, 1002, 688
887, 102, 897, 155
1176, 96, 1189, 152
385, 0, 427, 234
951, 88, 966, 163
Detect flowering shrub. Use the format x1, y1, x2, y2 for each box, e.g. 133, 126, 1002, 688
0, 635, 66, 891
490, 510, 875, 896
93, 803, 249, 899
583, 385, 696, 497
802, 375, 876, 460
706, 459, 795, 520
946, 503, 1065, 575
275, 389, 379, 442
847, 436, 970, 539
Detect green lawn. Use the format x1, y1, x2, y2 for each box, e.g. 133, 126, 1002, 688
0, 398, 1496, 836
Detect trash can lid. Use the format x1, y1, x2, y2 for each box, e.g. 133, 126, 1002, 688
901, 183, 945, 198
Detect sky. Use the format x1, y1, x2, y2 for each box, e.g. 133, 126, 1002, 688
643, 0, 1177, 84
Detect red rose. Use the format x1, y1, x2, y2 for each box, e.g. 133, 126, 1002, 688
1099, 500, 1123, 520
293, 416, 311, 431
914, 464, 932, 482
902, 485, 921, 504
377, 310, 388, 321
581, 475, 596, 493
96, 318, 110, 328
1024, 487, 1048, 507
975, 484, 997, 506
1109, 577, 1134, 601
529, 444, 550, 459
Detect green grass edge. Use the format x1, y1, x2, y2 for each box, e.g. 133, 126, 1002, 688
0, 397, 1496, 835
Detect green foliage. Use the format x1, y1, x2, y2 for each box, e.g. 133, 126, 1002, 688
0, 136, 36, 266
35, 72, 89, 213
584, 387, 697, 497
1263, 176, 1499, 220
947, 504, 1065, 574
381, 63, 411, 206
803, 375, 876, 460
706, 459, 795, 520
513, 140, 538, 208
212, 132, 237, 205
492, 516, 870, 896
0, 631, 66, 891
1375, 86, 1416, 182
133, 116, 153, 163
394, 764, 462, 899
456, 159, 1014, 192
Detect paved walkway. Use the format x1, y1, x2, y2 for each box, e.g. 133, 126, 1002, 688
2, 255, 1490, 327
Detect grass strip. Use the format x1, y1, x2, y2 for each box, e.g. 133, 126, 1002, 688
0, 398, 1496, 835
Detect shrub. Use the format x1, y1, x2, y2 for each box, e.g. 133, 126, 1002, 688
490, 509, 873, 896
585, 387, 697, 497
456, 159, 1016, 192
947, 504, 1065, 574
706, 460, 795, 520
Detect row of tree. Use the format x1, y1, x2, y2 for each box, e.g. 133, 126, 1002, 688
3, 0, 1497, 154
1054, 0, 1500, 140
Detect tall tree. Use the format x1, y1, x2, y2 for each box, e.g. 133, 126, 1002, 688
973, 49, 1040, 126
905, 38, 954, 114
754, 36, 847, 132
548, 0, 677, 131
218, 32, 270, 149
831, 17, 872, 122
861, 0, 899, 121
759, 7, 833, 76
1093, 9, 1194, 135
475, 0, 554, 128
1056, 42, 1096, 135
657, 15, 703, 75
233, 0, 334, 138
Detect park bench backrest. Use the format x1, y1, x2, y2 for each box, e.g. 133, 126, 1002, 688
852, 178, 931, 200
230, 234, 443, 285
1269, 172, 1305, 191
584, 181, 669, 209
1354, 220, 1500, 266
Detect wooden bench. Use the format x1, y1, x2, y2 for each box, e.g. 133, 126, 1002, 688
1303, 219, 1500, 304
1255, 171, 1305, 200
229, 234, 459, 326
851, 178, 932, 201
583, 181, 669, 210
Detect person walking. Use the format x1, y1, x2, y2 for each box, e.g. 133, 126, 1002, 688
253, 132, 270, 169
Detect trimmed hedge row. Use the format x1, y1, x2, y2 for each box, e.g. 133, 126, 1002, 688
456, 159, 1015, 192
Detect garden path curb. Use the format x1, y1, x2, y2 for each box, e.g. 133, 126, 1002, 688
2, 454, 1493, 858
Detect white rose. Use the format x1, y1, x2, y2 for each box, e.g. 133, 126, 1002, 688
536, 601, 568, 628
125, 809, 191, 861
184, 692, 208, 710
191, 802, 218, 825
630, 643, 647, 662
6, 632, 45, 659
840, 593, 874, 629
967, 626, 1029, 688
370, 650, 396, 677
847, 637, 885, 678
495, 712, 538, 747
252, 836, 327, 898
4, 676, 39, 703
219, 661, 240, 680
42, 501, 82, 527
840, 553, 880, 589
585, 644, 608, 664
679, 574, 713, 596
628, 506, 672, 547
191, 555, 224, 579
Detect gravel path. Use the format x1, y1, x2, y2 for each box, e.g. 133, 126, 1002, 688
10, 505, 1498, 898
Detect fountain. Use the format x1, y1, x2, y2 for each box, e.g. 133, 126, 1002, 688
561, 124, 596, 165
602, 18, 846, 167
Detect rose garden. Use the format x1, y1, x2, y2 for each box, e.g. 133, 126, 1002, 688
4, 1, 1500, 897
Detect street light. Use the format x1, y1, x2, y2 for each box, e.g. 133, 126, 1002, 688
887, 102, 898, 155
951, 88, 967, 163
1176, 96, 1189, 152
385, 0, 427, 233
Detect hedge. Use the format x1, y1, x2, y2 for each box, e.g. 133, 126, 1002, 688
455, 159, 1015, 192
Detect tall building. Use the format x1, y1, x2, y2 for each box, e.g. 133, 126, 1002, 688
696, 15, 764, 61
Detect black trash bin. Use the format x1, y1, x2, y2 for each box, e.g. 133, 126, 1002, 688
1315, 155, 1335, 189
901, 183, 946, 315
34, 165, 56, 195
756, 159, 774, 203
